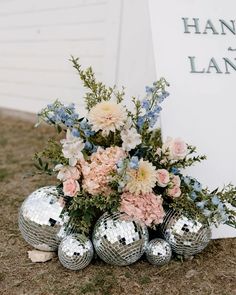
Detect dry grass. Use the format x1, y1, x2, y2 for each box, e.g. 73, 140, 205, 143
0, 110, 235, 295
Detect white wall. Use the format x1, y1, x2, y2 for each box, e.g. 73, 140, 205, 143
0, 0, 155, 114
116, 0, 156, 103
0, 0, 122, 114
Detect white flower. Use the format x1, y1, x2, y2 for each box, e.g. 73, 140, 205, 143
88, 101, 127, 136
60, 129, 85, 166
121, 127, 142, 151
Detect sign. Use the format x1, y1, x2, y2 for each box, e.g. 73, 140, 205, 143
149, 0, 236, 238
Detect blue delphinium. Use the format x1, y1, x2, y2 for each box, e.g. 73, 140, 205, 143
196, 200, 208, 209
40, 101, 80, 128
84, 141, 93, 151
171, 167, 180, 175
71, 128, 80, 137
203, 209, 212, 217
193, 181, 202, 192
137, 81, 170, 130
145, 86, 153, 94
79, 119, 95, 138
137, 116, 145, 129
211, 195, 220, 205
183, 176, 191, 185
141, 99, 150, 111
190, 191, 197, 201
129, 156, 139, 170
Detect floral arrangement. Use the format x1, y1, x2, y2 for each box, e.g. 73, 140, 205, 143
35, 57, 236, 234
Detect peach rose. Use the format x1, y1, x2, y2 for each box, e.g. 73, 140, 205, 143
56, 165, 81, 181
163, 137, 188, 160
63, 179, 80, 197
156, 169, 170, 187
167, 186, 181, 198
171, 175, 181, 187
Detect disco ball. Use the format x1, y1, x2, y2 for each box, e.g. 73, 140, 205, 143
19, 186, 68, 251
146, 238, 172, 266
160, 209, 211, 257
92, 212, 149, 266
58, 234, 94, 270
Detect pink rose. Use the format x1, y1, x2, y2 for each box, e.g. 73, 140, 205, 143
163, 137, 188, 160
56, 165, 81, 181
63, 179, 80, 197
167, 186, 181, 198
156, 169, 170, 187
171, 175, 181, 186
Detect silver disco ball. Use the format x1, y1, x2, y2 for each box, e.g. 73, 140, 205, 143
146, 238, 172, 266
58, 234, 94, 270
160, 209, 211, 257
19, 186, 68, 251
92, 212, 149, 266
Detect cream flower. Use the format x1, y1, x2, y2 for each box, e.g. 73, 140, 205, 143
121, 127, 142, 151
125, 159, 157, 195
88, 101, 127, 136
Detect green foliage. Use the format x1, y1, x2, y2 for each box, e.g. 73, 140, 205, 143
68, 191, 121, 234
34, 138, 67, 175
70, 56, 125, 110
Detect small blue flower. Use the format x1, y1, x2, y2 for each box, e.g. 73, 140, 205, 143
67, 103, 75, 110
90, 145, 98, 153
118, 181, 125, 189
171, 167, 180, 175
183, 176, 191, 185
158, 91, 170, 103
153, 105, 162, 113
193, 181, 202, 192
71, 113, 79, 121
141, 99, 150, 110
47, 103, 54, 110
196, 200, 207, 209
84, 141, 92, 151
190, 191, 197, 201
84, 129, 95, 137
129, 156, 139, 170
137, 116, 145, 128
217, 202, 224, 211
71, 128, 80, 137
65, 119, 74, 127
145, 86, 153, 94
203, 209, 211, 217
147, 111, 159, 128
211, 195, 220, 206
219, 210, 228, 222
80, 119, 89, 130
117, 160, 124, 169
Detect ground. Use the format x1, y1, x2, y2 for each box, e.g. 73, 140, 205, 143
0, 110, 235, 295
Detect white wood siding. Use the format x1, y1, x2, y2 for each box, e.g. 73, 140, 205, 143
0, 0, 122, 114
